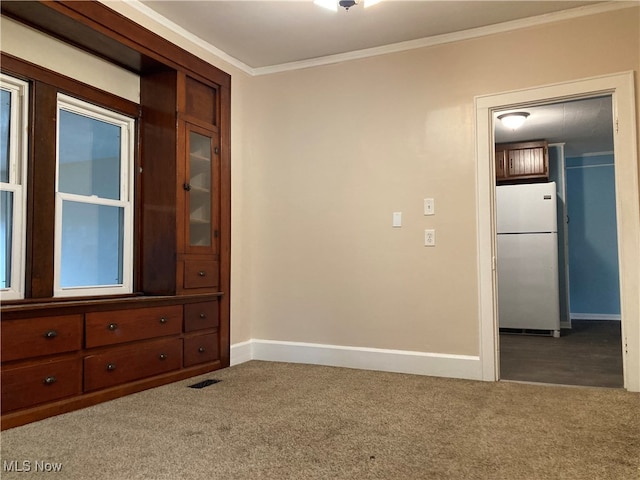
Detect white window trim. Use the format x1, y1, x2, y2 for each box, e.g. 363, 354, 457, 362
54, 93, 135, 298
0, 74, 29, 301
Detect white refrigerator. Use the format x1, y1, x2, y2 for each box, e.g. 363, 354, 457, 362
496, 182, 561, 337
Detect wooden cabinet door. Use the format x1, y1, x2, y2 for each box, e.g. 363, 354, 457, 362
181, 122, 220, 256
507, 145, 547, 179
496, 141, 548, 183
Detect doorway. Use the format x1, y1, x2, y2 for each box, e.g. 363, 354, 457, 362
474, 72, 640, 392
493, 97, 623, 388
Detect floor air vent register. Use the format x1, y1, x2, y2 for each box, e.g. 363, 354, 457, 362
188, 379, 221, 389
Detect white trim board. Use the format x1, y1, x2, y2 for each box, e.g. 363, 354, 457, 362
567, 151, 615, 158
571, 314, 622, 321
230, 339, 482, 381
474, 71, 640, 392
230, 340, 253, 366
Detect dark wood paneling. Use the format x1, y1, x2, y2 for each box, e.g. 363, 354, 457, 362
185, 76, 217, 126
140, 71, 179, 295
218, 82, 232, 368
29, 81, 57, 298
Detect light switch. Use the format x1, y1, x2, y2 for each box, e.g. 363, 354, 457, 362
393, 212, 402, 227
424, 198, 435, 216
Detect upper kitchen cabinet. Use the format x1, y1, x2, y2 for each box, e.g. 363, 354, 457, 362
496, 140, 549, 184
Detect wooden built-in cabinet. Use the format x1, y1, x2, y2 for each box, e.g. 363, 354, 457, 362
0, 1, 231, 430
495, 140, 549, 184
140, 70, 222, 296
1, 296, 222, 428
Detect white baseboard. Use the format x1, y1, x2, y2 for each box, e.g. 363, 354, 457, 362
570, 313, 621, 321
230, 339, 482, 381
230, 340, 253, 366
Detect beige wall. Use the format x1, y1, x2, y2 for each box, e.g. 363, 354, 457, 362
243, 7, 640, 355
2, 5, 639, 355
0, 17, 140, 102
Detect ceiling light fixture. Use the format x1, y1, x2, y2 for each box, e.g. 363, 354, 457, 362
497, 112, 530, 130
314, 0, 382, 12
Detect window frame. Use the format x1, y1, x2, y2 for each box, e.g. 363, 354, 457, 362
53, 93, 135, 298
0, 73, 29, 301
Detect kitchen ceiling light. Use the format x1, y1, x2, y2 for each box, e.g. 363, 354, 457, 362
315, 0, 383, 11
498, 112, 530, 130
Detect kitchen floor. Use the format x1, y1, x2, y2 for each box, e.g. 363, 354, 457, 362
499, 320, 624, 388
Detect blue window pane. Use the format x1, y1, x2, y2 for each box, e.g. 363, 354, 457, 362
58, 110, 121, 200
60, 201, 123, 288
1, 89, 11, 183
1, 190, 13, 288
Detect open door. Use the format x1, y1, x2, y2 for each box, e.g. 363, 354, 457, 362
475, 72, 640, 392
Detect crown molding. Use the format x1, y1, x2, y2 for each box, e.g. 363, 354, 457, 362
119, 0, 256, 75
121, 1, 635, 77
255, 2, 636, 75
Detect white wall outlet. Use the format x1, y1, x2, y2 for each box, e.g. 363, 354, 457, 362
424, 229, 436, 246
392, 212, 402, 227
424, 198, 435, 216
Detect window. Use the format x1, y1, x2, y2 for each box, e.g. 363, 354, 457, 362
54, 94, 134, 297
0, 74, 28, 300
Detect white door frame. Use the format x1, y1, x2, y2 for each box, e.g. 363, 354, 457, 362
548, 142, 571, 330
474, 71, 639, 391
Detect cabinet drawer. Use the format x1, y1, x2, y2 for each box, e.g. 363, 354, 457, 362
183, 260, 218, 289
85, 305, 182, 348
184, 301, 219, 332
84, 338, 182, 392
184, 333, 219, 367
1, 315, 83, 363
1, 358, 82, 413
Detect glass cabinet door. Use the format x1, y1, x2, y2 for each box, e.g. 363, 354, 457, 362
185, 123, 218, 251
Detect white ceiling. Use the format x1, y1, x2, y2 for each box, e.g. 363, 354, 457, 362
138, 0, 605, 71
495, 96, 614, 157
135, 0, 617, 156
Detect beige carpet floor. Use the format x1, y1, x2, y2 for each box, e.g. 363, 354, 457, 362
1, 360, 639, 479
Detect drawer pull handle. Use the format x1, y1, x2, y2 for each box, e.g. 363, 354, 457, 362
198, 271, 206, 277
199, 313, 207, 319
159, 317, 168, 324
44, 330, 58, 339
159, 353, 168, 361
106, 363, 117, 372
107, 323, 118, 331
198, 347, 206, 353
43, 376, 57, 385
